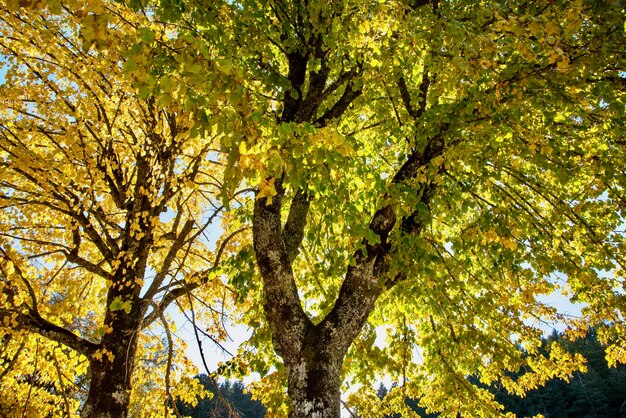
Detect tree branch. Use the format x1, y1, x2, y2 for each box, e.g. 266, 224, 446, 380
1, 308, 99, 357
142, 227, 248, 327
295, 34, 331, 122
252, 180, 312, 359
143, 219, 195, 301
319, 129, 449, 354
0, 339, 25, 380
64, 250, 109, 279
397, 70, 430, 121
186, 295, 238, 418
314, 79, 363, 127
282, 188, 310, 263
280, 51, 308, 123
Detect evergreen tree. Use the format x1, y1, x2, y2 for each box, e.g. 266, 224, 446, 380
176, 375, 266, 418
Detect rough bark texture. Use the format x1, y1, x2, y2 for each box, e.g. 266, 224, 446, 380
81, 307, 143, 418
287, 329, 343, 418
250, 5, 445, 415
252, 176, 426, 417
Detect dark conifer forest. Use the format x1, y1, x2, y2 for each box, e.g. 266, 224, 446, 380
176, 375, 266, 418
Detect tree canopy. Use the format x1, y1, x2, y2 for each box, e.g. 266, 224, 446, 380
1, 0, 626, 417
0, 1, 244, 416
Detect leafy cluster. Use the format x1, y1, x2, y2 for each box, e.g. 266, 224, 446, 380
376, 330, 626, 418
0, 0, 625, 416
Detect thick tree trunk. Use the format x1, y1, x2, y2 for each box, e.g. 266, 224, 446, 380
285, 329, 344, 418
81, 306, 142, 418
287, 355, 342, 418
81, 354, 135, 418
253, 185, 391, 418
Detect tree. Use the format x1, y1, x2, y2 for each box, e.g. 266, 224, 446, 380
147, 0, 625, 417
3, 0, 625, 417
0, 1, 245, 416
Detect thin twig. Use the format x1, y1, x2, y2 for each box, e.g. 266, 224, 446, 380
0, 340, 25, 380
21, 338, 38, 418
159, 310, 182, 418
187, 295, 238, 418
52, 347, 72, 417
341, 399, 358, 418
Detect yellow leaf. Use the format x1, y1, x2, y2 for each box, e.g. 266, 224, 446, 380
258, 177, 277, 205
239, 140, 249, 155
557, 56, 570, 70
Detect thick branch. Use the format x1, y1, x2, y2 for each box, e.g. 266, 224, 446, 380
397, 70, 430, 121
282, 188, 310, 263
407, 0, 434, 10
72, 210, 118, 262
2, 309, 99, 356
280, 52, 308, 123
253, 181, 312, 359
319, 131, 448, 353
295, 34, 331, 122
314, 80, 363, 127
394, 131, 446, 183
64, 251, 109, 278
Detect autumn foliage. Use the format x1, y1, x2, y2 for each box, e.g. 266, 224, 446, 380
1, 0, 626, 417
0, 1, 245, 416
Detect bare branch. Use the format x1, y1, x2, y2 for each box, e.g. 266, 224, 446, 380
143, 219, 195, 301
187, 295, 238, 418
142, 227, 248, 327
158, 310, 181, 418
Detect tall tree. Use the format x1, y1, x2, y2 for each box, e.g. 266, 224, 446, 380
151, 0, 626, 416
3, 0, 624, 417
0, 1, 244, 416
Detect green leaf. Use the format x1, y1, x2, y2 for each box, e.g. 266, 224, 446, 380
110, 296, 132, 314
137, 27, 155, 44
110, 296, 123, 312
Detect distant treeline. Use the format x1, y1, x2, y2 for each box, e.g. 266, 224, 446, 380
176, 375, 265, 418
491, 329, 626, 418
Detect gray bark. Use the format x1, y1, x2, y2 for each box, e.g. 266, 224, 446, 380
250, 6, 444, 414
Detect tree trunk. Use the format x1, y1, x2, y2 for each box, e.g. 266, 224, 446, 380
81, 355, 134, 418
253, 185, 391, 418
81, 306, 142, 418
286, 332, 343, 418
287, 360, 342, 417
